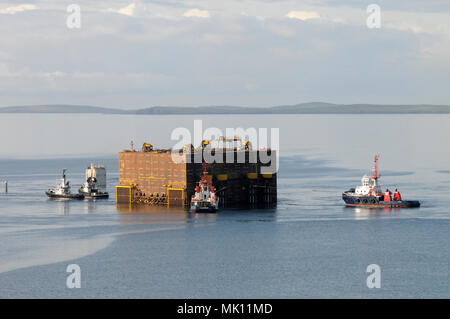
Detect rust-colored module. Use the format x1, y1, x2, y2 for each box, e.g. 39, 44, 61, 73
116, 142, 277, 208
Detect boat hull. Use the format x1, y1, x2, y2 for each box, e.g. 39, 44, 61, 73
86, 193, 109, 199
342, 193, 420, 208
190, 205, 218, 213
80, 191, 109, 199
46, 191, 84, 200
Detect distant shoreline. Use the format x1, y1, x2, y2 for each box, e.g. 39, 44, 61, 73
1, 102, 450, 114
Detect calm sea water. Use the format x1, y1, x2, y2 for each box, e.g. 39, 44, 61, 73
0, 114, 448, 298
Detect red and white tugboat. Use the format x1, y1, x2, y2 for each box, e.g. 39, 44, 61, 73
190, 162, 219, 213
342, 155, 420, 208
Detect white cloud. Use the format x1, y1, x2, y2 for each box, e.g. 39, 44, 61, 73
1, 0, 449, 108
183, 8, 210, 18
286, 10, 320, 21
0, 4, 38, 15
385, 23, 423, 34
108, 3, 136, 17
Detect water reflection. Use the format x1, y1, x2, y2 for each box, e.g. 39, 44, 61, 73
47, 197, 111, 215
188, 211, 218, 224
53, 200, 71, 215
116, 203, 219, 225
347, 206, 414, 219
116, 204, 187, 225
116, 203, 186, 214
346, 206, 388, 219
83, 199, 99, 214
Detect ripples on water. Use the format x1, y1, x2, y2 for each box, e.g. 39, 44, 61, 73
0, 115, 449, 298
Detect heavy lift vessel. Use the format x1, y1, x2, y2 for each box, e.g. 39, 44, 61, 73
116, 137, 277, 208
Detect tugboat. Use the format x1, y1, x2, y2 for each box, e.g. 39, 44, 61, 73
190, 162, 219, 213
79, 176, 109, 199
46, 169, 84, 200
342, 155, 420, 208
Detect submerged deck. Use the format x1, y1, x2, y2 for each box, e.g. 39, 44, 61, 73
116, 149, 277, 208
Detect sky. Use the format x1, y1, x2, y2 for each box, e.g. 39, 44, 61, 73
0, 0, 449, 109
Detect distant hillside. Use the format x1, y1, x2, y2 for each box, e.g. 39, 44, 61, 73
267, 103, 450, 114
124, 102, 450, 114
0, 105, 127, 114
1, 103, 450, 114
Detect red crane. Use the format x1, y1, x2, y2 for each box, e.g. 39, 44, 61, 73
372, 155, 380, 180
202, 161, 208, 183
